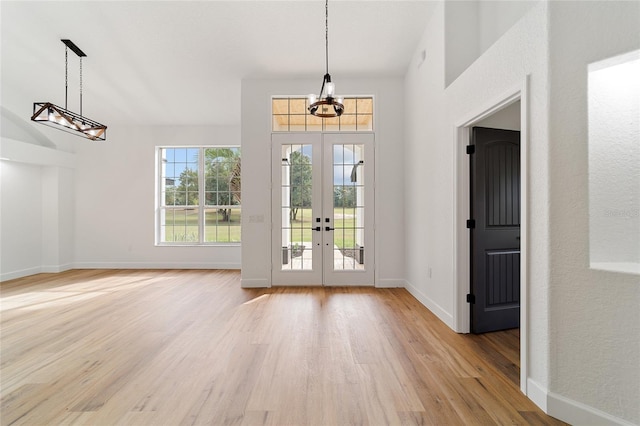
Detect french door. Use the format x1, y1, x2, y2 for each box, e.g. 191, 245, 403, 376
271, 133, 374, 286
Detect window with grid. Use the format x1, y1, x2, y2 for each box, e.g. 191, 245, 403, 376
272, 97, 373, 132
158, 147, 241, 244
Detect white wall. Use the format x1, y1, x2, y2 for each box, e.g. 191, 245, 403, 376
548, 2, 640, 423
444, 1, 479, 87
72, 125, 242, 269
405, 5, 455, 324
1, 109, 77, 280
0, 159, 76, 280
478, 1, 537, 55
444, 1, 537, 87
241, 77, 405, 288
41, 166, 75, 271
0, 160, 43, 279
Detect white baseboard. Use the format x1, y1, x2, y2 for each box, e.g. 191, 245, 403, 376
1, 263, 240, 282
73, 262, 241, 270
1, 263, 73, 282
1, 266, 43, 282
548, 391, 637, 426
526, 378, 548, 412
241, 278, 270, 288
527, 378, 636, 426
41, 263, 74, 274
376, 278, 404, 288
404, 279, 455, 329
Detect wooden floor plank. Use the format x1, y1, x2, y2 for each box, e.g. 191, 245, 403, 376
1, 270, 566, 425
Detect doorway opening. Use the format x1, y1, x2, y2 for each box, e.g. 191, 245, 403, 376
453, 79, 529, 394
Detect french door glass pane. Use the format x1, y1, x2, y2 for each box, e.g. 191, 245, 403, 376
333, 144, 365, 270
281, 144, 313, 270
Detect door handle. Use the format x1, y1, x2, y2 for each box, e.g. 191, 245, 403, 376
325, 226, 335, 231
310, 226, 321, 231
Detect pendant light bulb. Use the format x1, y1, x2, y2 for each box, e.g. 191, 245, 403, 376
326, 82, 335, 97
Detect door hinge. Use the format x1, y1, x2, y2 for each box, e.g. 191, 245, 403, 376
466, 293, 475, 304
466, 219, 475, 229
466, 145, 475, 155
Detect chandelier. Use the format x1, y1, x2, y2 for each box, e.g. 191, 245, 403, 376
308, 0, 344, 118
31, 39, 107, 141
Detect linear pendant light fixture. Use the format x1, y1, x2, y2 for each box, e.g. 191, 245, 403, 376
308, 0, 344, 118
31, 39, 107, 141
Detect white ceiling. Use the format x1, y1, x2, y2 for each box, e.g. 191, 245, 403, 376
1, 1, 433, 127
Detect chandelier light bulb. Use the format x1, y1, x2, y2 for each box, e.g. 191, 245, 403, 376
326, 82, 335, 97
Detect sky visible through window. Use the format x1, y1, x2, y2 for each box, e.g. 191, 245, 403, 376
164, 148, 199, 194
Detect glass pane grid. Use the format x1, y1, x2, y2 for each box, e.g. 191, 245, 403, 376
332, 144, 366, 271
272, 97, 373, 132
204, 208, 241, 243
281, 144, 313, 270
160, 148, 200, 207
161, 207, 199, 243
203, 147, 241, 243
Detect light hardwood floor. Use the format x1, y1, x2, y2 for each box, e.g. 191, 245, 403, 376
1, 269, 565, 425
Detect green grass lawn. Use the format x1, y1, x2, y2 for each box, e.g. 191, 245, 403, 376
287, 208, 362, 249
162, 209, 241, 243
162, 207, 363, 248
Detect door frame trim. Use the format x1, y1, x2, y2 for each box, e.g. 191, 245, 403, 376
452, 76, 529, 395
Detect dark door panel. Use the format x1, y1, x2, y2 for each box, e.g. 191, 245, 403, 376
470, 127, 521, 334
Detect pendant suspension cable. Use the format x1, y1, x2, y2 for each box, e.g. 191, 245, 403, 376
65, 46, 68, 109
325, 0, 329, 75
79, 57, 83, 116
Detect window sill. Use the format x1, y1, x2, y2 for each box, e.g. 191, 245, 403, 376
155, 243, 241, 248
590, 262, 640, 275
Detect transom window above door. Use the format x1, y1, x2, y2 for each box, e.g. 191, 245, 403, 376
272, 97, 373, 132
